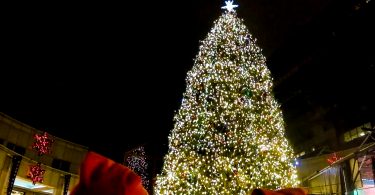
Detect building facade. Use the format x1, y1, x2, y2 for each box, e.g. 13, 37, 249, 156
297, 122, 375, 194
0, 112, 87, 195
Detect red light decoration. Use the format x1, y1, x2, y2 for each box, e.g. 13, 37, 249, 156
327, 152, 341, 165
27, 163, 45, 185
32, 132, 54, 156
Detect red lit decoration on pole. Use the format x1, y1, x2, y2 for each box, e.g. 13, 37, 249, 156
27, 163, 45, 185
32, 132, 54, 156
327, 152, 341, 165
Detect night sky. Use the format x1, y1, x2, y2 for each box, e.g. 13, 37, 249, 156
2, 0, 374, 163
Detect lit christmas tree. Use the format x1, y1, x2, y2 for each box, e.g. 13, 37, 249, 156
124, 146, 150, 191
155, 1, 299, 194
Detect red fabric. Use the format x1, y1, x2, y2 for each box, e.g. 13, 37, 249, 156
252, 188, 307, 195
71, 151, 148, 195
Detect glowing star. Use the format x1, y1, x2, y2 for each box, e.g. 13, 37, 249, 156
221, 0, 238, 12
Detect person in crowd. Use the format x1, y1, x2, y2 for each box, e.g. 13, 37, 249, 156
71, 151, 148, 195
71, 151, 306, 195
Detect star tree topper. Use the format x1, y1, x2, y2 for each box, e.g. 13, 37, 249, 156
221, 0, 238, 12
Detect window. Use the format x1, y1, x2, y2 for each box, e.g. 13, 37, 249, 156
6, 142, 16, 150
296, 151, 305, 158
343, 122, 371, 142
344, 133, 351, 142
52, 159, 71, 172
6, 142, 26, 155
11, 190, 25, 195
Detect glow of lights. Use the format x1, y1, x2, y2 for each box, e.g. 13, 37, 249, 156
155, 3, 299, 194
32, 132, 54, 156
27, 163, 45, 185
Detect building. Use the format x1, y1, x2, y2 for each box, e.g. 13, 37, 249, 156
297, 122, 375, 194
267, 0, 374, 156
0, 112, 87, 194
265, 0, 374, 193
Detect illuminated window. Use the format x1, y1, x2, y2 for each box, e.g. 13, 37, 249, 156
344, 133, 351, 142
11, 190, 25, 195
343, 122, 371, 142
296, 151, 305, 158
13, 176, 54, 194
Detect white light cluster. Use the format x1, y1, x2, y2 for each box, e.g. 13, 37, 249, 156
125, 146, 150, 190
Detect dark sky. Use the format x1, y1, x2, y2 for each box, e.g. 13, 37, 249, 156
2, 0, 374, 162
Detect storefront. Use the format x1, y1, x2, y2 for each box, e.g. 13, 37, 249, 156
1, 145, 80, 195
0, 113, 87, 195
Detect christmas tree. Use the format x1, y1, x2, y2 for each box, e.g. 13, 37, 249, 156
124, 146, 150, 191
155, 1, 299, 194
